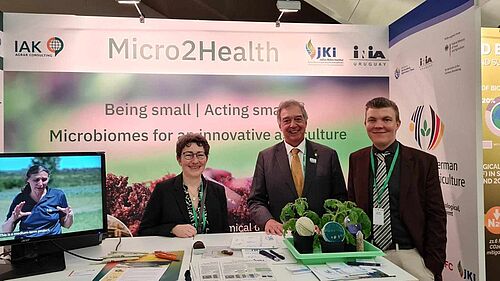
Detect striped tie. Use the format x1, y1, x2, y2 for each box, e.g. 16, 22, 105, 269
373, 151, 392, 251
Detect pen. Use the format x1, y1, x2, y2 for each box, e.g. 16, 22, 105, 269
346, 261, 381, 267
259, 250, 280, 262
269, 249, 285, 260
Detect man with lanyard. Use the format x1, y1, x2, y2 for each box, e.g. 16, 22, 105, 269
347, 97, 446, 281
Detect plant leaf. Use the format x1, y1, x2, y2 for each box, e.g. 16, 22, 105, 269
303, 210, 320, 226
280, 202, 296, 223
282, 218, 297, 237
295, 198, 308, 216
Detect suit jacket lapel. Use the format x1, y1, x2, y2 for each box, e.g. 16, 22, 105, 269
303, 140, 317, 197
358, 148, 371, 211
275, 142, 298, 197
399, 145, 413, 219
173, 174, 190, 222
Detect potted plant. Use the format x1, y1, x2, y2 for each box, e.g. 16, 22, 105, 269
280, 198, 320, 253
318, 199, 371, 252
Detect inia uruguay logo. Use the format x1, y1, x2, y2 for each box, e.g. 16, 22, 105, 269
14, 36, 64, 57
419, 55, 433, 70
353, 45, 385, 59
350, 45, 387, 67
409, 105, 444, 150
305, 40, 337, 60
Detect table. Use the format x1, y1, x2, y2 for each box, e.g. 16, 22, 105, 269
6, 236, 192, 281
7, 232, 417, 281
192, 232, 417, 281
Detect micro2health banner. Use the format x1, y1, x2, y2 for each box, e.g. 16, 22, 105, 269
1, 13, 389, 235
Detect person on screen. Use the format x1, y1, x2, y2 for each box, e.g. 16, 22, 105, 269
138, 133, 229, 238
247, 99, 347, 235
2, 165, 74, 237
347, 97, 446, 281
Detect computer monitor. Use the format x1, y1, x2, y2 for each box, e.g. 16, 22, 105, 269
0, 152, 107, 279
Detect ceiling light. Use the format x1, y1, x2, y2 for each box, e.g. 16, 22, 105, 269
116, 0, 141, 4
115, 0, 144, 23
275, 1, 301, 27
276, 0, 301, 13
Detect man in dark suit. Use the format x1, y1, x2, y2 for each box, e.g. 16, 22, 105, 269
348, 97, 446, 281
248, 100, 347, 235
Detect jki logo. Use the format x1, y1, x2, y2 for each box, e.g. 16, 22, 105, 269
458, 261, 476, 281
353, 45, 385, 59
15, 40, 42, 53
315, 47, 336, 59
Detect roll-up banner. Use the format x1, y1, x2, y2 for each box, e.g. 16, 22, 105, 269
482, 27, 500, 281
389, 1, 484, 280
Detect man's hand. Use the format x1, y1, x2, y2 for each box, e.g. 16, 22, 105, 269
171, 224, 197, 238
264, 219, 283, 235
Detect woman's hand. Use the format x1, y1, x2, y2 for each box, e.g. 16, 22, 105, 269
57, 206, 74, 228
11, 201, 32, 221
1, 201, 31, 233
171, 224, 197, 238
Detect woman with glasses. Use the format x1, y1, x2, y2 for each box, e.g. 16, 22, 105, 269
138, 133, 229, 237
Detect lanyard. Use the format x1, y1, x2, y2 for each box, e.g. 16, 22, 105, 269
191, 181, 206, 233
370, 143, 400, 206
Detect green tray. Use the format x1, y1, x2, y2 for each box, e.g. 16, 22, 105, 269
283, 238, 384, 265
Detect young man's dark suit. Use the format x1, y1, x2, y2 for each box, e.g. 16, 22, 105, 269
248, 139, 347, 229
347, 142, 446, 280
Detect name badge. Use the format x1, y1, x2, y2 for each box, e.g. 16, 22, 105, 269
373, 208, 385, 225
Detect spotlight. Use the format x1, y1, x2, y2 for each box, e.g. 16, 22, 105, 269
276, 0, 301, 13
116, 0, 141, 4
275, 1, 301, 27
116, 0, 145, 23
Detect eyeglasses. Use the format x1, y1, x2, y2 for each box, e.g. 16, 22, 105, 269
182, 152, 207, 161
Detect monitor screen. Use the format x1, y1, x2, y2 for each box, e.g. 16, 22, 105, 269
0, 151, 107, 279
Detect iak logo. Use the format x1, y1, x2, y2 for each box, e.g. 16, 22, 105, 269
419, 55, 433, 69
353, 45, 385, 59
458, 261, 476, 281
410, 105, 444, 150
14, 37, 64, 57
47, 37, 64, 56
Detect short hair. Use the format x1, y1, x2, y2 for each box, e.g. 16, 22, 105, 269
176, 133, 210, 158
365, 97, 400, 122
276, 100, 308, 124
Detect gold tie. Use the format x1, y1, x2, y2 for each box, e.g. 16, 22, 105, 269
291, 148, 304, 197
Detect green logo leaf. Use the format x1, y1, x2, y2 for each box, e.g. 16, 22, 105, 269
421, 120, 431, 136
